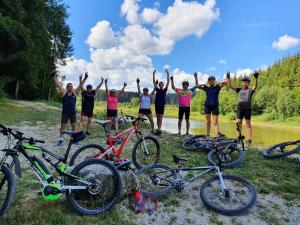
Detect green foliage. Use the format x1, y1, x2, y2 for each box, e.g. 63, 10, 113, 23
130, 97, 140, 106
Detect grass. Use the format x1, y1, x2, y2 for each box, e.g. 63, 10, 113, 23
1, 100, 300, 225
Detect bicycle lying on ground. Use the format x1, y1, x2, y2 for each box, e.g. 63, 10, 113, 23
0, 124, 121, 218
262, 140, 300, 159
69, 115, 160, 169
136, 154, 257, 216
181, 123, 246, 168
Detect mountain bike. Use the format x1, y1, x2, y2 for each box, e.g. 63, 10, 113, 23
69, 115, 160, 169
0, 124, 121, 218
182, 123, 246, 168
262, 141, 300, 159
135, 154, 257, 216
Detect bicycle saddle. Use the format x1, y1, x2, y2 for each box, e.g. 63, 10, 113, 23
173, 155, 187, 164
114, 159, 132, 170
62, 131, 86, 142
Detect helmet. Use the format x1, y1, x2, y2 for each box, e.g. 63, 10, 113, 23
110, 89, 117, 93
182, 80, 189, 86
208, 76, 216, 80
143, 88, 149, 92
241, 76, 250, 82
86, 84, 93, 89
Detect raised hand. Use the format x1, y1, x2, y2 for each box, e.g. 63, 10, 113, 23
101, 76, 104, 82
84, 72, 88, 79
155, 79, 159, 85
170, 76, 174, 81
104, 78, 108, 84
226, 71, 230, 79
124, 82, 127, 87
153, 69, 156, 75
136, 78, 140, 83
51, 70, 57, 78
165, 69, 169, 75
254, 71, 259, 78
194, 72, 198, 78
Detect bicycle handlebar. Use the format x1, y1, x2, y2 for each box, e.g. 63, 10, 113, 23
124, 115, 147, 122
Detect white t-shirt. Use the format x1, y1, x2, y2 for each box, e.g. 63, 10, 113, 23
139, 94, 151, 109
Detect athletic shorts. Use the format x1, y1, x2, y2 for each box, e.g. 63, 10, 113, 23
139, 108, 152, 115
204, 105, 219, 115
107, 109, 118, 118
81, 108, 93, 118
237, 108, 252, 120
155, 105, 165, 115
179, 107, 190, 120
61, 114, 76, 124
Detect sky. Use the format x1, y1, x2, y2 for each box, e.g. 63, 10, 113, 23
58, 0, 300, 90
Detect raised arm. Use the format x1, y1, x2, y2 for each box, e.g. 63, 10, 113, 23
252, 71, 259, 91
118, 82, 127, 97
152, 69, 156, 86
79, 74, 84, 93
136, 78, 141, 95
52, 71, 65, 96
219, 79, 228, 88
226, 71, 236, 91
165, 69, 170, 89
170, 76, 176, 91
195, 84, 206, 90
75, 72, 88, 95
105, 78, 108, 96
95, 76, 104, 93
194, 72, 199, 86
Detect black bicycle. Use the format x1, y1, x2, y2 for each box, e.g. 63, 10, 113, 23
262, 141, 300, 159
0, 124, 121, 218
182, 123, 246, 168
136, 155, 257, 216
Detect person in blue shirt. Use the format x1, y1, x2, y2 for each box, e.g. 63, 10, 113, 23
196, 75, 227, 137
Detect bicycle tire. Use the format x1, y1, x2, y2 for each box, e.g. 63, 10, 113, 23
135, 164, 176, 197
207, 146, 245, 168
66, 158, 121, 215
0, 165, 16, 219
200, 174, 257, 216
69, 144, 106, 166
181, 135, 211, 152
262, 141, 300, 159
132, 136, 160, 169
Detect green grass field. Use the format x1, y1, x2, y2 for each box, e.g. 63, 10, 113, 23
0, 100, 300, 225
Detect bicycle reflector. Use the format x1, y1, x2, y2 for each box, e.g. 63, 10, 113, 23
132, 190, 158, 216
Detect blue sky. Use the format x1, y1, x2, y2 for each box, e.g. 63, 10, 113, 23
60, 0, 300, 89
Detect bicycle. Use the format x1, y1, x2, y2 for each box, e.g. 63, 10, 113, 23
182, 123, 246, 168
0, 124, 121, 218
69, 115, 160, 169
135, 154, 257, 216
262, 141, 300, 159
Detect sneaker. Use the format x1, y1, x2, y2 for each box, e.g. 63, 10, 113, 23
86, 131, 91, 135
74, 141, 81, 145
156, 130, 162, 136
57, 140, 64, 146
177, 132, 181, 136
247, 139, 252, 145
186, 132, 191, 137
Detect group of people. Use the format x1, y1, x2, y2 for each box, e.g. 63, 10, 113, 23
53, 69, 259, 146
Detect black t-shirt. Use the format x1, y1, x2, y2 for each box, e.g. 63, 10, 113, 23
62, 92, 76, 115
155, 87, 167, 106
82, 90, 96, 110
236, 88, 255, 109
203, 84, 221, 106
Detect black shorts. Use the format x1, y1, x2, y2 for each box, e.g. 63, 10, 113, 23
107, 109, 118, 118
179, 107, 190, 120
61, 114, 76, 124
139, 108, 152, 115
82, 108, 93, 118
237, 108, 252, 120
204, 105, 219, 115
155, 105, 165, 115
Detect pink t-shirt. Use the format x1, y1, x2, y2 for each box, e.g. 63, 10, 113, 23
176, 88, 196, 107
107, 95, 118, 110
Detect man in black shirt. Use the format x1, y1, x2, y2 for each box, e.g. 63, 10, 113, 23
227, 71, 259, 144
153, 69, 170, 135
79, 76, 104, 135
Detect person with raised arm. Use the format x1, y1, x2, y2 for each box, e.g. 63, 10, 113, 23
105, 78, 127, 133
170, 73, 198, 136
153, 69, 170, 135
79, 76, 104, 135
195, 74, 228, 137
227, 71, 259, 144
52, 71, 88, 146
137, 78, 155, 133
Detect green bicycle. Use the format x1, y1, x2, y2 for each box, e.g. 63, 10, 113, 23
0, 124, 121, 218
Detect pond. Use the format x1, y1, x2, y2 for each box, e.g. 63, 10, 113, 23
158, 117, 300, 147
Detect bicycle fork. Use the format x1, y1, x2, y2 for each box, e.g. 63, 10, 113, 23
216, 167, 229, 197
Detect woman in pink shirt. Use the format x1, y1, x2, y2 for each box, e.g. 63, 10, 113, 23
170, 73, 198, 136
105, 78, 127, 133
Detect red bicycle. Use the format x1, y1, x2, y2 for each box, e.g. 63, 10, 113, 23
69, 115, 160, 168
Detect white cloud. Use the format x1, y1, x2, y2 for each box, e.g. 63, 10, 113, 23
121, 0, 140, 24
86, 21, 119, 49
219, 59, 226, 64
272, 34, 300, 51
260, 64, 268, 71
172, 68, 209, 87
156, 0, 219, 41
235, 68, 253, 78
141, 8, 161, 24
206, 67, 216, 71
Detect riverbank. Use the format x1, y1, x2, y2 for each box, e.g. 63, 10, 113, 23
0, 100, 300, 225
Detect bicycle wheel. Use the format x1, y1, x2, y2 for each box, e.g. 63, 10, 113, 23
182, 135, 211, 152
132, 136, 160, 169
0, 165, 16, 219
207, 146, 245, 168
69, 144, 106, 166
262, 141, 300, 159
66, 158, 121, 216
135, 164, 176, 197
200, 175, 257, 216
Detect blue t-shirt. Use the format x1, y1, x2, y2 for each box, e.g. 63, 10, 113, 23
62, 92, 76, 115
154, 87, 168, 106
203, 84, 221, 106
